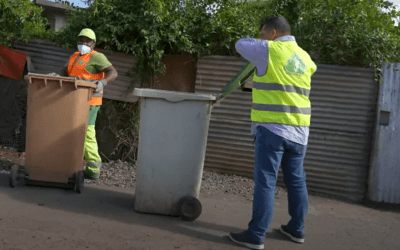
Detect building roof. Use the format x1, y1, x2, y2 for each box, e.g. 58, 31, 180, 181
34, 0, 68, 11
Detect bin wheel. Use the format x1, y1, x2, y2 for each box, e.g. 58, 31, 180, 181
75, 171, 84, 193
9, 165, 23, 188
178, 196, 202, 221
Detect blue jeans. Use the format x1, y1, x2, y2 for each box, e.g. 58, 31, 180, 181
248, 126, 308, 242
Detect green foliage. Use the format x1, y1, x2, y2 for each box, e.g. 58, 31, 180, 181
58, 0, 184, 86
268, 0, 400, 72
55, 0, 268, 86
0, 0, 50, 47
264, 0, 300, 25
56, 0, 400, 84
176, 0, 265, 55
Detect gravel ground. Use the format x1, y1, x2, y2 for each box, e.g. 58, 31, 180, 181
85, 160, 286, 200
0, 146, 286, 200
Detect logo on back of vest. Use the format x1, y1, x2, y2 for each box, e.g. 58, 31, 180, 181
78, 60, 85, 66
284, 53, 306, 76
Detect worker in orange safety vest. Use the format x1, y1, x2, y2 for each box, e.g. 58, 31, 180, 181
63, 28, 118, 179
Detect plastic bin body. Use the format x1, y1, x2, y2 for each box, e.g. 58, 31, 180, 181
25, 74, 96, 183
133, 88, 216, 216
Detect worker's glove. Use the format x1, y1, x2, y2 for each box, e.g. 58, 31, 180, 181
48, 72, 59, 76
94, 79, 107, 93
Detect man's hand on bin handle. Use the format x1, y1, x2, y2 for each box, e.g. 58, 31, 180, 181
94, 79, 108, 93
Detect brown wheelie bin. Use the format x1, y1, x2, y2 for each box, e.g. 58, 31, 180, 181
9, 73, 96, 193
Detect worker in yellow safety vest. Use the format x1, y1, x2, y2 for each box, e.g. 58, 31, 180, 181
228, 16, 317, 249
63, 28, 118, 179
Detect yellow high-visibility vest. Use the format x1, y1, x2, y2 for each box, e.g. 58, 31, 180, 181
251, 40, 317, 126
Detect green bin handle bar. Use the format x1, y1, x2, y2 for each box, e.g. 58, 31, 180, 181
212, 62, 256, 107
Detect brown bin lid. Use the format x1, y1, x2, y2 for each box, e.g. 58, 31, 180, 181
25, 73, 97, 89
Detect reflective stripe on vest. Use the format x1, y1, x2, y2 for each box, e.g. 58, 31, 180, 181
251, 40, 317, 126
252, 104, 311, 114
67, 50, 105, 105
252, 81, 310, 97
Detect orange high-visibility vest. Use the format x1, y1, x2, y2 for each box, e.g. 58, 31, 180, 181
67, 50, 105, 105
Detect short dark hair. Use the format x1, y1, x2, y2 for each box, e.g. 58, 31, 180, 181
261, 16, 291, 34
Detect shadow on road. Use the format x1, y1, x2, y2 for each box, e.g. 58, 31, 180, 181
361, 200, 400, 214
0, 172, 286, 246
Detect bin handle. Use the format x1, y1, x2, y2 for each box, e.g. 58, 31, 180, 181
211, 93, 224, 108
88, 89, 91, 101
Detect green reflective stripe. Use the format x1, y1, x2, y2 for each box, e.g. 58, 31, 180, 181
251, 109, 310, 126
253, 81, 310, 97
252, 103, 311, 114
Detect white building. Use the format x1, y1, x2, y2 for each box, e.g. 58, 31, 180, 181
34, 0, 69, 31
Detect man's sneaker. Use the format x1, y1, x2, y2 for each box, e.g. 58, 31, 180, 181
83, 167, 100, 179
280, 225, 304, 243
229, 231, 264, 249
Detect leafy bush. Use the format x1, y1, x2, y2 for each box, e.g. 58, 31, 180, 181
266, 0, 400, 72
55, 0, 268, 86
0, 0, 50, 47
176, 0, 265, 56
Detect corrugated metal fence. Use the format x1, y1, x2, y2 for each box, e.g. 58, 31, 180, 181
195, 56, 378, 201
12, 40, 140, 103
11, 41, 379, 200
368, 63, 400, 204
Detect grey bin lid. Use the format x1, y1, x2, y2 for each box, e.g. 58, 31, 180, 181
133, 88, 216, 102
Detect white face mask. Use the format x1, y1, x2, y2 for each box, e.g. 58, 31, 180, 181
77, 44, 91, 55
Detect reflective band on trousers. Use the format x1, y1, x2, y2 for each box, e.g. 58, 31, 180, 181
252, 81, 310, 97
252, 103, 311, 115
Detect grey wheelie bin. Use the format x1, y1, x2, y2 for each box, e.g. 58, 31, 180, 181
132, 63, 254, 221
133, 88, 217, 221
